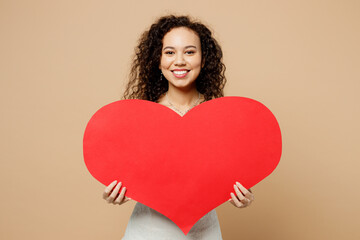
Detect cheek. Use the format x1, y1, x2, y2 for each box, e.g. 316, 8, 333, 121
192, 56, 202, 69
160, 57, 172, 69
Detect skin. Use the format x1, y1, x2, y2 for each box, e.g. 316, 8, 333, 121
103, 180, 131, 205
103, 27, 254, 208
157, 27, 204, 109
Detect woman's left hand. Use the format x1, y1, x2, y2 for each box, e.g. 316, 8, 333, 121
228, 182, 254, 208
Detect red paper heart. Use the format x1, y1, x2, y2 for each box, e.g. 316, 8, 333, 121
83, 97, 282, 234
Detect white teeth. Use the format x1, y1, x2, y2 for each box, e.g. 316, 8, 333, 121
173, 71, 187, 75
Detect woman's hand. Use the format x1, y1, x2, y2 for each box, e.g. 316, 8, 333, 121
228, 182, 254, 208
103, 180, 131, 205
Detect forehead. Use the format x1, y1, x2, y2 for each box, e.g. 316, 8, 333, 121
162, 27, 201, 48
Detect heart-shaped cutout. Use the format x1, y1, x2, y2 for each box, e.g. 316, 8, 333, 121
83, 97, 282, 234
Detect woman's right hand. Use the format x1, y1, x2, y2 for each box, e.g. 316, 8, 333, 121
103, 180, 131, 205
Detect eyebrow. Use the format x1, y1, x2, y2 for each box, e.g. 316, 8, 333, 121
163, 45, 197, 51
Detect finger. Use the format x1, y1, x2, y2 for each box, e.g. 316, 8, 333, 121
121, 196, 131, 204
230, 192, 244, 208
247, 188, 254, 201
114, 186, 127, 205
242, 198, 251, 206
247, 193, 254, 202
114, 187, 126, 205
244, 189, 254, 202
103, 180, 118, 199
228, 197, 242, 208
228, 198, 236, 207
233, 184, 246, 201
244, 191, 254, 201
236, 182, 250, 197
108, 182, 122, 203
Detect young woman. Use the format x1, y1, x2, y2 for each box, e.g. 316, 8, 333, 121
102, 15, 255, 239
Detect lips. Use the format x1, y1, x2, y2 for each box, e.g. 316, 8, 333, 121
171, 69, 190, 78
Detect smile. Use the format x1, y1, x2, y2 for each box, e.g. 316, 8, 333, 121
171, 70, 190, 78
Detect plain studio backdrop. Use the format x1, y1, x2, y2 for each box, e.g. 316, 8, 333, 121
1, 0, 359, 239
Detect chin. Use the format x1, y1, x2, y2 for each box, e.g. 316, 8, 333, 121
170, 80, 196, 90
168, 77, 198, 89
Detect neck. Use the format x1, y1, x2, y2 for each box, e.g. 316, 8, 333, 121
167, 84, 199, 107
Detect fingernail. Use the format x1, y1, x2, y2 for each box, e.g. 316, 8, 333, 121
236, 182, 240, 185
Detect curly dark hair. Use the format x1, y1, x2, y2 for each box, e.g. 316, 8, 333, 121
122, 15, 226, 102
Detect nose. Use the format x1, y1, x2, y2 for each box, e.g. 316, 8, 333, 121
174, 53, 186, 66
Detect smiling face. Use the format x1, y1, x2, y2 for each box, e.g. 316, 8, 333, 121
159, 27, 203, 91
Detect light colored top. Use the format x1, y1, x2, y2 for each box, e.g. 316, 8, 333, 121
122, 202, 223, 240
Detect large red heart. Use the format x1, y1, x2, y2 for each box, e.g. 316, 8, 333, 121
83, 97, 282, 234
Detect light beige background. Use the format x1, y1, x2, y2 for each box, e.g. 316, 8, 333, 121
1, 0, 359, 239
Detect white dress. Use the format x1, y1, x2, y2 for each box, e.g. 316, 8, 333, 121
122, 202, 223, 240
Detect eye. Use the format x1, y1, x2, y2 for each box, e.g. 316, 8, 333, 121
185, 50, 195, 55
164, 51, 175, 55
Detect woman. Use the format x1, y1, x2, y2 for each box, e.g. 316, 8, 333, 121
102, 15, 255, 239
